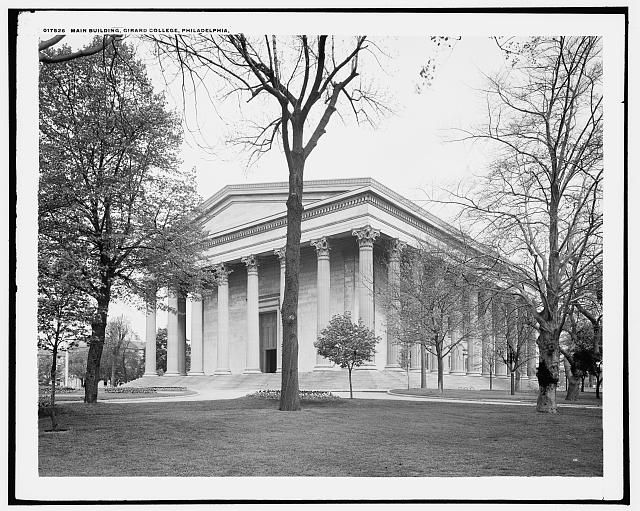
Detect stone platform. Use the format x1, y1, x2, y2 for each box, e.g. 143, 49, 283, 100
126, 370, 539, 393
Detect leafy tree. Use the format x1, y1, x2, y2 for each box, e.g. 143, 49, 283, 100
37, 244, 92, 430
148, 34, 389, 411
39, 38, 212, 403
102, 316, 132, 386
314, 313, 380, 399
150, 327, 190, 375
446, 37, 602, 413
155, 328, 168, 373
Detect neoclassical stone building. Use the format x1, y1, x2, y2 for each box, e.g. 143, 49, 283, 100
142, 178, 537, 380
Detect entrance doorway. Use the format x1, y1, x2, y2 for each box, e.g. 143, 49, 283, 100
259, 311, 278, 373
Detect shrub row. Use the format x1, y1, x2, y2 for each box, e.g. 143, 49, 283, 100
104, 386, 187, 394
249, 389, 341, 401
38, 386, 77, 394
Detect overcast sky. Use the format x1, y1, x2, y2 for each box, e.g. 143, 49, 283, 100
108, 35, 509, 340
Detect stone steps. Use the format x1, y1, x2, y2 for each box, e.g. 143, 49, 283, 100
126, 370, 538, 393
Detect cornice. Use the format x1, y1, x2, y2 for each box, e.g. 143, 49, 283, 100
202, 190, 474, 253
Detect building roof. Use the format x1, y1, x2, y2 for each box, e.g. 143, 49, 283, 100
197, 177, 490, 264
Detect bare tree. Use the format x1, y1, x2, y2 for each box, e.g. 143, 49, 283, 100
444, 37, 602, 413
493, 298, 536, 395
386, 244, 472, 392
148, 35, 389, 411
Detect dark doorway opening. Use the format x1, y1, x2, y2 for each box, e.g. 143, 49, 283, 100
264, 349, 277, 373
259, 311, 278, 373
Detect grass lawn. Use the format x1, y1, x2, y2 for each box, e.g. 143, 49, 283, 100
39, 397, 602, 477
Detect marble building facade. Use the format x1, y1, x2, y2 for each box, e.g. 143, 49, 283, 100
142, 178, 537, 380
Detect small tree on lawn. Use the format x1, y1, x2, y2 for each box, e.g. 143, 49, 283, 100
314, 313, 380, 399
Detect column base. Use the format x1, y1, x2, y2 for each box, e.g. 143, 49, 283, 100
450, 370, 466, 375
214, 369, 232, 375
188, 371, 205, 376
384, 364, 403, 371
163, 371, 182, 377
243, 368, 262, 374
466, 371, 483, 376
313, 365, 335, 371
143, 372, 158, 377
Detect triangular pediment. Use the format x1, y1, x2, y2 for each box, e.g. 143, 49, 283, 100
198, 179, 375, 235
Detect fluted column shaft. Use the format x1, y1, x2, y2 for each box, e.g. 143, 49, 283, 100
353, 226, 380, 368
386, 239, 406, 369
275, 248, 286, 373
189, 295, 204, 375
166, 288, 186, 376
242, 255, 261, 373
215, 264, 232, 374
480, 291, 491, 376
494, 299, 507, 378
311, 238, 332, 368
466, 288, 481, 375
144, 285, 157, 376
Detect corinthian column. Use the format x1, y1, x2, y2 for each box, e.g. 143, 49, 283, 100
242, 255, 261, 374
352, 225, 380, 368
143, 283, 157, 376
166, 287, 186, 376
214, 264, 232, 375
189, 293, 205, 376
386, 239, 406, 369
311, 237, 332, 369
466, 288, 481, 375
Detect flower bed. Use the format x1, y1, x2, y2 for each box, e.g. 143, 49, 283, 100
249, 389, 340, 401
104, 386, 187, 394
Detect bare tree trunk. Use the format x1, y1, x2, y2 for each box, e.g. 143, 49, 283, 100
121, 351, 128, 383
536, 332, 559, 413
510, 370, 515, 395
110, 358, 117, 387
49, 346, 58, 430
348, 367, 353, 399
406, 367, 410, 389
420, 344, 427, 389
515, 369, 521, 393
437, 357, 444, 393
279, 152, 304, 411
564, 358, 582, 401
85, 296, 109, 403
596, 375, 602, 399
489, 366, 493, 390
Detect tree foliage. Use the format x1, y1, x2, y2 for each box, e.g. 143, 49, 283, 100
39, 38, 212, 403
314, 313, 379, 398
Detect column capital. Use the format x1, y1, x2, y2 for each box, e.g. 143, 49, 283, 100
274, 247, 286, 266
388, 239, 407, 262
352, 225, 380, 249
214, 263, 233, 285
241, 254, 259, 273
310, 237, 330, 258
